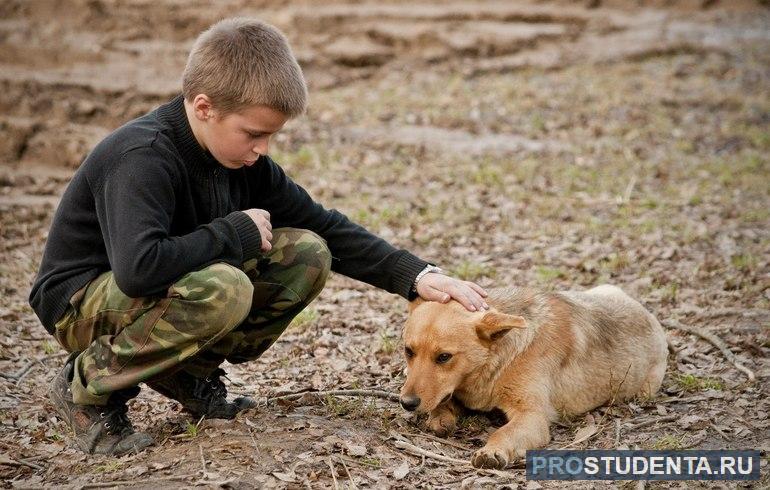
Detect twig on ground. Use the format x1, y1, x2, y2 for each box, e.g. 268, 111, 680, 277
248, 428, 261, 462
267, 389, 399, 404
709, 422, 731, 441
622, 174, 637, 203
597, 365, 630, 428
624, 414, 679, 431
615, 419, 621, 447
676, 307, 770, 320
405, 431, 473, 451
0, 456, 44, 471
337, 454, 379, 469
559, 426, 603, 450
656, 394, 719, 405
393, 439, 467, 465
339, 456, 358, 490
0, 352, 68, 384
77, 475, 196, 489
194, 478, 235, 487
391, 438, 524, 475
417, 454, 426, 473
327, 457, 340, 490
198, 443, 217, 481
664, 319, 755, 382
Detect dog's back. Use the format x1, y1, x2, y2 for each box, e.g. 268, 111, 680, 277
552, 285, 668, 413
487, 285, 667, 417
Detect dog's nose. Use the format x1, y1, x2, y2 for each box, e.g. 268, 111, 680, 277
400, 395, 421, 411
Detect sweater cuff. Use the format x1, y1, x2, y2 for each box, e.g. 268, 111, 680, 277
225, 211, 262, 261
391, 251, 430, 300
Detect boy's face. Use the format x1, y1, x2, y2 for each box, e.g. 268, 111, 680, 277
191, 97, 289, 170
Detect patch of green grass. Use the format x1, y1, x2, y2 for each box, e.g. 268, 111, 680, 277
640, 197, 660, 210
741, 208, 769, 223
272, 145, 325, 172
530, 112, 546, 132
601, 252, 629, 274
675, 373, 724, 392
451, 260, 496, 281
687, 194, 704, 206
379, 330, 398, 355
472, 165, 504, 188
47, 431, 64, 442
41, 340, 57, 355
377, 204, 408, 226
746, 126, 770, 150
185, 420, 199, 438
536, 266, 565, 282
659, 281, 679, 305
731, 253, 756, 272
651, 434, 686, 450
458, 414, 488, 432
674, 138, 697, 154
290, 308, 319, 333
95, 460, 122, 473
359, 457, 382, 468
323, 394, 376, 418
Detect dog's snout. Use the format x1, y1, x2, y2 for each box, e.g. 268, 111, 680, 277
400, 395, 421, 411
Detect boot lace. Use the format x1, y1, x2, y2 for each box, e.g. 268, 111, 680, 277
101, 386, 140, 436
193, 368, 228, 404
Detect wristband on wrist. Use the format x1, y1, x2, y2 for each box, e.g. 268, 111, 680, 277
412, 265, 445, 293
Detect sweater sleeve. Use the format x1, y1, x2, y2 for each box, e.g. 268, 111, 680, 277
95, 147, 262, 297
250, 156, 429, 299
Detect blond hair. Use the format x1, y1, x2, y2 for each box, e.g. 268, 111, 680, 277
183, 18, 307, 117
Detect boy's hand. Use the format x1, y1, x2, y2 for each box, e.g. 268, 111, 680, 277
416, 273, 489, 312
243, 208, 273, 252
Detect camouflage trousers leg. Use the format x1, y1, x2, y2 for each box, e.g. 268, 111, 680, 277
180, 228, 331, 376
51, 228, 330, 405
53, 263, 254, 406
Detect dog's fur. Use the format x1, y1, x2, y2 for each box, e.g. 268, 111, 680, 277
399, 285, 668, 469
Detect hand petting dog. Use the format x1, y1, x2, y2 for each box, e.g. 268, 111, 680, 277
415, 273, 489, 312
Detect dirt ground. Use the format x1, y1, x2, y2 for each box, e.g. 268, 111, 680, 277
1, 0, 769, 488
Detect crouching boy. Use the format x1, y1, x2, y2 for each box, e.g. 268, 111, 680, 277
29, 18, 488, 455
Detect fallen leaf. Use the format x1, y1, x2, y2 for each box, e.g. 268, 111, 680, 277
677, 414, 704, 430
347, 443, 367, 457
393, 460, 409, 480
272, 471, 297, 482
572, 422, 599, 445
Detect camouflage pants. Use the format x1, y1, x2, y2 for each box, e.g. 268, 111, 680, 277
53, 228, 331, 406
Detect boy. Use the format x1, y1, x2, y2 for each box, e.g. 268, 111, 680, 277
29, 18, 488, 456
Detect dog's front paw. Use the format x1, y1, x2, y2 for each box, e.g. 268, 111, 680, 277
427, 412, 456, 437
471, 446, 509, 469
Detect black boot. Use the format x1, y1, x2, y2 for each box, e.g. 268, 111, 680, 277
148, 368, 256, 419
49, 353, 154, 455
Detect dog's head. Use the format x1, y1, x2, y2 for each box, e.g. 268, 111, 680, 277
399, 298, 526, 413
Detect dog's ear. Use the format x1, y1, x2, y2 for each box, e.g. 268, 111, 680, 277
475, 310, 526, 342
408, 297, 424, 313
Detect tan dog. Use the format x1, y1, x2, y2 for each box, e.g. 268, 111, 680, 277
399, 285, 668, 469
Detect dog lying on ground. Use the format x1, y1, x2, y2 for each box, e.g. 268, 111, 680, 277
399, 285, 668, 469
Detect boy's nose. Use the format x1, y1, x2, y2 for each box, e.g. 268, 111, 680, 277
400, 395, 421, 411
253, 137, 271, 156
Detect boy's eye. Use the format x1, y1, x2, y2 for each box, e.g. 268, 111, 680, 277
436, 353, 452, 364
404, 347, 414, 359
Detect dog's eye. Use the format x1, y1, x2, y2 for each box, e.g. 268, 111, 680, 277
436, 353, 452, 364
404, 347, 414, 359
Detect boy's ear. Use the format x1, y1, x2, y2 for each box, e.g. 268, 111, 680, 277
475, 310, 526, 342
408, 297, 424, 313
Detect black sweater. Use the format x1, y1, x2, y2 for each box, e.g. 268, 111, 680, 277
29, 96, 428, 333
